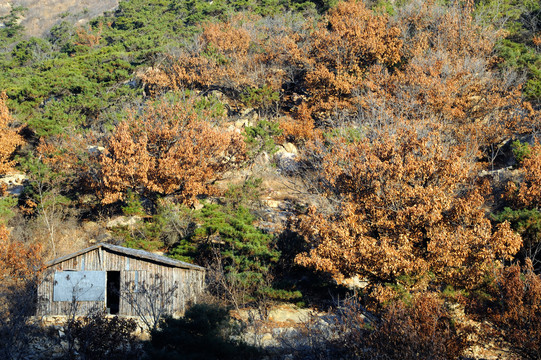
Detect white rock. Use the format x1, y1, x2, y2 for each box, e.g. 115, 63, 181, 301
87, 145, 105, 154
106, 216, 142, 229
282, 142, 298, 155
274, 152, 298, 174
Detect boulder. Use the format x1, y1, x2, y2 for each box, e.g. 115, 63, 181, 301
282, 142, 298, 155
274, 151, 298, 174
106, 216, 142, 229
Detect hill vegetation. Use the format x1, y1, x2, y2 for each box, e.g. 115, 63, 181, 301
1, 0, 541, 358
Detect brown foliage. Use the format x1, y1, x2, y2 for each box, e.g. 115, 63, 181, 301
304, 0, 401, 115
295, 127, 521, 288
489, 261, 541, 359
96, 97, 246, 205
356, 0, 538, 152
138, 0, 540, 150
0, 225, 44, 360
366, 293, 468, 360
138, 13, 304, 99
0, 92, 24, 175
507, 143, 541, 209
297, 294, 468, 360
75, 22, 103, 48
0, 225, 43, 285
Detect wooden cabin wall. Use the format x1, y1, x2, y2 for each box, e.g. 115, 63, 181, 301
37, 248, 205, 317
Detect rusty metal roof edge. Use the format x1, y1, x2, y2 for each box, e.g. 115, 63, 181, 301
46, 243, 205, 271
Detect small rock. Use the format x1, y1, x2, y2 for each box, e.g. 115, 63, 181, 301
262, 199, 281, 208
240, 108, 254, 117
282, 142, 298, 155
193, 202, 204, 211
235, 118, 253, 128
87, 145, 105, 155
342, 275, 369, 290
254, 151, 270, 167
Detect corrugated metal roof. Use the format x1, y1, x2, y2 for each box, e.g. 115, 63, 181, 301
46, 243, 205, 271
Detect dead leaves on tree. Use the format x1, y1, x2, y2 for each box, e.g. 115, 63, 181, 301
295, 129, 521, 289
97, 97, 246, 206
0, 92, 24, 175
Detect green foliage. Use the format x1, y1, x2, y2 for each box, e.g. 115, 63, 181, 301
493, 207, 541, 244
148, 303, 259, 360
0, 6, 26, 41
512, 139, 532, 164
475, 0, 540, 37
0, 196, 18, 225
193, 203, 279, 276
121, 189, 146, 216
475, 0, 541, 103
118, 202, 199, 257
496, 40, 541, 102
324, 127, 365, 143
193, 93, 227, 118
0, 0, 331, 139
223, 177, 263, 208
118, 225, 163, 253
244, 120, 282, 155
240, 85, 280, 114
170, 202, 300, 303
493, 207, 541, 269
11, 38, 52, 65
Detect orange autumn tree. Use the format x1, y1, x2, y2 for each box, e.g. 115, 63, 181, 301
0, 225, 44, 360
303, 0, 401, 115
0, 92, 24, 175
97, 96, 246, 206
295, 126, 521, 289
356, 0, 540, 154
506, 143, 541, 209
0, 225, 43, 286
138, 13, 305, 99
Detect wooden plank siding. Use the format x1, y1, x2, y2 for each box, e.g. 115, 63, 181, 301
37, 246, 205, 317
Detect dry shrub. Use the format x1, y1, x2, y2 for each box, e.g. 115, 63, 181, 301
75, 22, 103, 48
489, 261, 541, 360
0, 225, 44, 360
0, 92, 24, 175
0, 224, 43, 287
289, 294, 467, 360
364, 293, 468, 360
138, 12, 306, 99
65, 309, 141, 359
506, 143, 541, 209
138, 0, 539, 149
278, 104, 320, 144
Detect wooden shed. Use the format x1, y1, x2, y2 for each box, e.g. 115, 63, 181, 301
37, 243, 205, 317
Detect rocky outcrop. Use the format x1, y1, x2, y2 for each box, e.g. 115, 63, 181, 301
0, 0, 119, 37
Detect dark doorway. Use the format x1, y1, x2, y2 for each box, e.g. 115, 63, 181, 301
107, 271, 120, 314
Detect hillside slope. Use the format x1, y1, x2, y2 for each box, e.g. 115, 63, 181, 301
0, 0, 118, 36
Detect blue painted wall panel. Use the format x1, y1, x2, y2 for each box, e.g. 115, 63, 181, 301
53, 271, 106, 301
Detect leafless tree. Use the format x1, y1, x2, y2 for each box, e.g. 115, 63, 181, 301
121, 274, 180, 332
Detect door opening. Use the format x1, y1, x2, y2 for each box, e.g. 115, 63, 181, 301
106, 271, 120, 314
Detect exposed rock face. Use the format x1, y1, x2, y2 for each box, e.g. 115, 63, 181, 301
106, 215, 142, 229
0, 0, 119, 37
